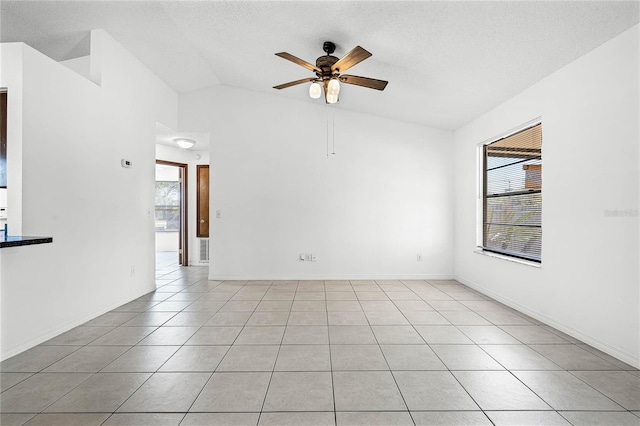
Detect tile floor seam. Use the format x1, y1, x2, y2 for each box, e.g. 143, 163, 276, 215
320, 280, 340, 424
34, 346, 87, 374
105, 370, 168, 415
529, 341, 621, 372
380, 280, 485, 423
418, 299, 561, 416
564, 369, 632, 411
102, 266, 219, 417
359, 283, 413, 420
183, 371, 217, 415
11, 372, 96, 417
441, 356, 485, 413
469, 343, 572, 412
255, 280, 283, 422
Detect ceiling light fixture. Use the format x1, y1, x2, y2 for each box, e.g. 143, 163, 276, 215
174, 138, 196, 149
308, 78, 340, 103
309, 81, 322, 99
326, 78, 340, 104
274, 41, 388, 104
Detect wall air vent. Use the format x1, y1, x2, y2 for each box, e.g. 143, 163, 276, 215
199, 238, 210, 263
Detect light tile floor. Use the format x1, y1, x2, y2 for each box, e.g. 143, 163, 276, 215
1, 253, 639, 425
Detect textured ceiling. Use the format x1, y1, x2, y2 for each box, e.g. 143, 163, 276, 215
2, 1, 638, 131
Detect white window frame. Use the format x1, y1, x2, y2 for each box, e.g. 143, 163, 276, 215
476, 117, 542, 265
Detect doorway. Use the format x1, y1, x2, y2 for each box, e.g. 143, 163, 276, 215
155, 160, 188, 266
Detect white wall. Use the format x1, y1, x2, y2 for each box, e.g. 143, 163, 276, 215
179, 86, 454, 280
453, 25, 639, 367
0, 30, 178, 360
155, 232, 178, 252
156, 144, 210, 265
0, 45, 23, 235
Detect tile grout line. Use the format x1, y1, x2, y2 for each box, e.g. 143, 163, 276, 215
107, 272, 219, 418
327, 281, 339, 425
171, 278, 249, 419
255, 279, 286, 422
100, 273, 225, 419
357, 280, 414, 423
399, 280, 492, 423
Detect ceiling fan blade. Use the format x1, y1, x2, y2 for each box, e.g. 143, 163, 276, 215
339, 75, 388, 91
331, 46, 372, 73
273, 77, 316, 90
275, 52, 322, 73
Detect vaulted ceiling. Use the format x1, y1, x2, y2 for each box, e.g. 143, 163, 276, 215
2, 1, 638, 130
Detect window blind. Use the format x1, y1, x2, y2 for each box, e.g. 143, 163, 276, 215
483, 123, 542, 262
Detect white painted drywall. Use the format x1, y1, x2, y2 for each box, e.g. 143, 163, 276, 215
60, 56, 91, 81
179, 86, 454, 280
155, 232, 178, 252
0, 44, 24, 236
155, 144, 210, 266
453, 25, 639, 367
0, 30, 178, 360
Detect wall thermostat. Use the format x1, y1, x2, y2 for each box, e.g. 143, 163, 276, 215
121, 159, 132, 168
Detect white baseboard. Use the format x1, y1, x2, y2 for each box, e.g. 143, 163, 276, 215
208, 274, 454, 281
455, 274, 640, 369
0, 286, 155, 361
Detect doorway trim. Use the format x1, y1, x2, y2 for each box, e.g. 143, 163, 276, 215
156, 160, 188, 266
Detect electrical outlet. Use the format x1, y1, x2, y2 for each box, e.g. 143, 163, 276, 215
130, 266, 136, 276
300, 253, 317, 262
417, 253, 423, 262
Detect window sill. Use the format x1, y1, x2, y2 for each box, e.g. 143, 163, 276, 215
474, 249, 542, 268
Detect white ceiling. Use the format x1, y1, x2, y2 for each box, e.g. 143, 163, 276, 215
2, 1, 638, 131
155, 122, 209, 151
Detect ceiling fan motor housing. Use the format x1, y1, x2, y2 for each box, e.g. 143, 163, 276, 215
316, 41, 339, 78
316, 55, 339, 77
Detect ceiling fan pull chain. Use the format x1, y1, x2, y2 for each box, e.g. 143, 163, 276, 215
331, 107, 336, 155
326, 104, 330, 159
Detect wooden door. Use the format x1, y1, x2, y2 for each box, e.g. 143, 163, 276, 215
197, 165, 209, 238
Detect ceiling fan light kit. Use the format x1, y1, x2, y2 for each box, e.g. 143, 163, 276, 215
273, 41, 388, 104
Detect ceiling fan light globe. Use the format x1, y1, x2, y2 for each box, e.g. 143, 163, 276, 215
309, 82, 322, 99
326, 93, 338, 104
327, 78, 340, 95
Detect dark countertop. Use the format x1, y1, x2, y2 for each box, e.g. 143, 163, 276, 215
0, 235, 53, 248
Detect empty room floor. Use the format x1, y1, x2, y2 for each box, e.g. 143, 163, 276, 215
1, 266, 639, 425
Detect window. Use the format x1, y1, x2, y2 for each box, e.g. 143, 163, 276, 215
155, 181, 180, 232
481, 122, 542, 262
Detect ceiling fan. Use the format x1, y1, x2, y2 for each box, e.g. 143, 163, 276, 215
273, 41, 388, 104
